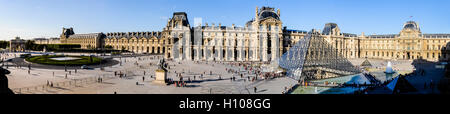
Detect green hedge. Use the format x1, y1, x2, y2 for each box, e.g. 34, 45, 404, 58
25, 55, 102, 66
28, 44, 81, 51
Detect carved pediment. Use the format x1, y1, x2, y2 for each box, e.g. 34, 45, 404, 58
178, 33, 184, 38
260, 17, 281, 24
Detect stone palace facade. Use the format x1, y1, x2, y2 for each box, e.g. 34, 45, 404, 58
53, 6, 450, 62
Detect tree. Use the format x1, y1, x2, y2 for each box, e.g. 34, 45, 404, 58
121, 46, 126, 52
0, 41, 9, 49
25, 40, 36, 50
104, 45, 113, 49
87, 44, 92, 49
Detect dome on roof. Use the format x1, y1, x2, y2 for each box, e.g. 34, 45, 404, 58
403, 21, 419, 31
259, 11, 279, 20
258, 7, 280, 20
322, 23, 339, 35
245, 20, 254, 26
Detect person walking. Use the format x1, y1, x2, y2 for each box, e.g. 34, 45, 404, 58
424, 82, 427, 89
430, 80, 433, 89
254, 87, 257, 93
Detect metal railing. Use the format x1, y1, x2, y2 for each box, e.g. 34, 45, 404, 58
12, 74, 116, 94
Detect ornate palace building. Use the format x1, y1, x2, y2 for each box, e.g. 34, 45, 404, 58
33, 37, 60, 45
103, 31, 167, 54
9, 37, 26, 52
178, 7, 283, 62
57, 6, 450, 62
60, 27, 105, 49
360, 21, 450, 61
283, 21, 450, 62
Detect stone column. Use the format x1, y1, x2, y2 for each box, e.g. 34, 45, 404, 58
164, 46, 169, 59
262, 35, 268, 62
230, 48, 234, 61
271, 35, 277, 61
225, 47, 228, 61
245, 47, 249, 61
210, 47, 214, 61
194, 46, 199, 61
203, 46, 207, 60
237, 48, 242, 61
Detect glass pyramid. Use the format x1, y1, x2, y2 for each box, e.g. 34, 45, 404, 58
278, 31, 360, 81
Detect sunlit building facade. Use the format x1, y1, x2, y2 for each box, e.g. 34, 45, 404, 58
56, 6, 450, 62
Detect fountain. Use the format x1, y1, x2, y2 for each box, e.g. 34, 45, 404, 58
384, 61, 395, 74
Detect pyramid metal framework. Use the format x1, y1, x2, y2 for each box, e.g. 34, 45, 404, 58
361, 59, 373, 67
279, 31, 360, 81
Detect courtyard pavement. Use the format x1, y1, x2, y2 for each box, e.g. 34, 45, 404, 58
3, 52, 297, 94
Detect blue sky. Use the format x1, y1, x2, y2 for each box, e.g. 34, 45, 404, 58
0, 0, 449, 40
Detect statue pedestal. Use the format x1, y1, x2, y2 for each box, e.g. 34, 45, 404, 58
153, 69, 167, 85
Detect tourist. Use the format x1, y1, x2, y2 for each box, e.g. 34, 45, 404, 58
254, 87, 257, 93
424, 82, 427, 89
143, 76, 145, 82
430, 80, 433, 89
